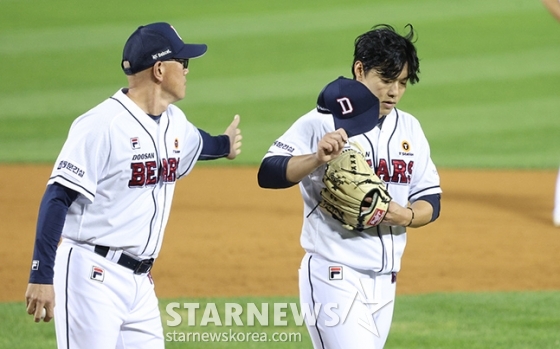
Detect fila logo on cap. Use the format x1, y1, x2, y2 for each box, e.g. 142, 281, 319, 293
336, 97, 353, 115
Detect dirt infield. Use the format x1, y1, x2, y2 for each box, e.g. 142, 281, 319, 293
1, 165, 559, 302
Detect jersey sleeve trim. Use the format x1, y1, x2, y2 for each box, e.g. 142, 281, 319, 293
48, 175, 94, 203
408, 185, 441, 202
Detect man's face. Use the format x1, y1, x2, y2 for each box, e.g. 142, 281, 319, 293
161, 60, 188, 102
356, 63, 409, 117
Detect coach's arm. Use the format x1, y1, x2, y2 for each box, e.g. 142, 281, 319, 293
26, 183, 78, 323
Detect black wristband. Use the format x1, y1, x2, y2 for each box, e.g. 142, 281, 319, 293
406, 207, 414, 227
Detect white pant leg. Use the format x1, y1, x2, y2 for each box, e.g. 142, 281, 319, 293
116, 275, 163, 349
53, 241, 163, 349
299, 253, 397, 349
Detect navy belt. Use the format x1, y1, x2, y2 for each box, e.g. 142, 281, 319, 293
94, 245, 154, 275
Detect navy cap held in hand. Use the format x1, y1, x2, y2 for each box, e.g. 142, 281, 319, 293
317, 76, 380, 137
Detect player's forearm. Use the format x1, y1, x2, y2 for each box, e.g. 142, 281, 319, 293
407, 200, 434, 228
286, 154, 326, 183
29, 184, 77, 284
258, 154, 322, 188
197, 128, 230, 160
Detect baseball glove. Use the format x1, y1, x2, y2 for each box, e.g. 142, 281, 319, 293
319, 143, 392, 231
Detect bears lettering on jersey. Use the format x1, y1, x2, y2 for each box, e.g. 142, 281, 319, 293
377, 159, 414, 184
161, 158, 178, 182
128, 157, 179, 187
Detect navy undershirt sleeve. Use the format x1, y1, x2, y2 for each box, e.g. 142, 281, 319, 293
257, 155, 297, 189
29, 183, 78, 284
257, 155, 440, 218
197, 128, 230, 160
415, 193, 441, 222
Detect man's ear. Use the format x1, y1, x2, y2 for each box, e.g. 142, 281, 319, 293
152, 62, 164, 81
353, 61, 364, 80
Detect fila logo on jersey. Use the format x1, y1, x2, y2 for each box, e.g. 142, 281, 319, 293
336, 97, 353, 115
329, 266, 343, 280
131, 137, 141, 150
90, 266, 105, 282
31, 260, 40, 270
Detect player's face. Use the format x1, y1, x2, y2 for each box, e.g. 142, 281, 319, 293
356, 62, 409, 117
161, 60, 189, 102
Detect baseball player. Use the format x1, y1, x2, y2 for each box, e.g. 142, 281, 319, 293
24, 22, 242, 349
258, 24, 441, 348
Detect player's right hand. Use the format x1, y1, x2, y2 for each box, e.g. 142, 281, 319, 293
316, 128, 348, 163
25, 283, 55, 323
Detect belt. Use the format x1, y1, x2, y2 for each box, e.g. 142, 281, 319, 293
94, 245, 154, 275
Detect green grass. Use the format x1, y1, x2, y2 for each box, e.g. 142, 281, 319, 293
3, 292, 559, 349
386, 291, 560, 349
0, 0, 559, 167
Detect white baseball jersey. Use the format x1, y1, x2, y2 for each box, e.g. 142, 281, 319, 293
48, 89, 202, 259
263, 107, 441, 272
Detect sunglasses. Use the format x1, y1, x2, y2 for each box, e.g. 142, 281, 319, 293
170, 58, 189, 69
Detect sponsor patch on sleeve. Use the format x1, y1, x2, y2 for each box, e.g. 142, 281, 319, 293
56, 160, 86, 180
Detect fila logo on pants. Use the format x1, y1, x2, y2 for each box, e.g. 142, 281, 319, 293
329, 266, 343, 280
90, 266, 105, 282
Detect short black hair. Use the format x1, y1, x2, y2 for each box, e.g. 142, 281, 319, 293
352, 24, 420, 84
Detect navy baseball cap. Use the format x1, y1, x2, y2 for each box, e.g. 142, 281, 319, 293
121, 22, 207, 75
316, 76, 380, 137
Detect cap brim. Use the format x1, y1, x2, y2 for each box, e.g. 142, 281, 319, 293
175, 44, 207, 59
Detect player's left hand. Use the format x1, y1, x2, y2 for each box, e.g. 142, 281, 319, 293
224, 114, 242, 159
25, 283, 55, 323
380, 201, 412, 226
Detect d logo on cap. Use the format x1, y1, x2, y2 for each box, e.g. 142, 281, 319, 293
317, 76, 380, 137
337, 97, 354, 115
